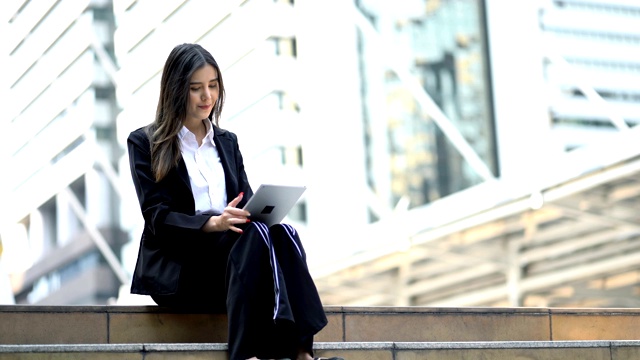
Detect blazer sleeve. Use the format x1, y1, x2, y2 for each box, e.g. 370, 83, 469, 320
127, 129, 211, 237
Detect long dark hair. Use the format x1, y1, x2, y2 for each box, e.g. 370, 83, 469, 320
146, 43, 225, 182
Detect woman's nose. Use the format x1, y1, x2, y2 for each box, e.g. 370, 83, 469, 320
202, 89, 211, 100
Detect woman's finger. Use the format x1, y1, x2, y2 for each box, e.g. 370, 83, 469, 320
228, 225, 243, 234
232, 217, 250, 224
228, 192, 244, 208
217, 212, 249, 231
226, 207, 250, 217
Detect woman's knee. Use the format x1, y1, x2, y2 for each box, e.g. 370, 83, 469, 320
229, 222, 271, 261
241, 222, 272, 244
269, 224, 306, 259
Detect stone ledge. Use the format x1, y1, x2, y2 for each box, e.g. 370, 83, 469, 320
316, 340, 640, 350
0, 344, 143, 353
393, 341, 616, 350
314, 342, 394, 350
549, 308, 640, 315
4, 341, 640, 353
3, 306, 640, 345
337, 306, 550, 314
2, 305, 640, 315
144, 343, 227, 351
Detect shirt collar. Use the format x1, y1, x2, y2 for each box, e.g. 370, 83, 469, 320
204, 119, 216, 146
203, 119, 213, 137
178, 120, 216, 146
178, 125, 191, 140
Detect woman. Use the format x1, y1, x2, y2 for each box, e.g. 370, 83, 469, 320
127, 43, 339, 360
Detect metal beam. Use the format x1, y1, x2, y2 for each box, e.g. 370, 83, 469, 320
94, 153, 127, 201
350, 4, 495, 182
551, 203, 640, 230
60, 188, 128, 285
90, 34, 119, 87
426, 239, 640, 306
407, 262, 503, 298
545, 51, 630, 131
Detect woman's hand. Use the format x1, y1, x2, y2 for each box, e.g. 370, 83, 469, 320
202, 192, 251, 233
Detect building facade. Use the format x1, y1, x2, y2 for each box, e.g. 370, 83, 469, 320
0, 0, 125, 304
1, 0, 639, 306
315, 0, 640, 307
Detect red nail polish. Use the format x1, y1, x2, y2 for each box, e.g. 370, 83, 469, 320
246, 219, 251, 223
239, 192, 244, 196
239, 229, 244, 234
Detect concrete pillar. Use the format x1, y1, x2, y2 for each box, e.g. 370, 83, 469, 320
484, 0, 550, 186
295, 0, 369, 256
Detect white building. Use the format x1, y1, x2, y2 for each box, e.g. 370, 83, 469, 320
316, 0, 640, 307
0, 0, 125, 304
1, 0, 639, 306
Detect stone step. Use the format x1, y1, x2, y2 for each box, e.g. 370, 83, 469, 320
2, 305, 640, 344
1, 341, 640, 360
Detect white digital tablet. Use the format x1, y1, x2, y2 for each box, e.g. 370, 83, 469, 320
243, 184, 306, 226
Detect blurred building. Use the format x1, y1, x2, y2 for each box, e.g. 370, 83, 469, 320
316, 0, 640, 307
0, 0, 126, 304
357, 0, 496, 210
542, 0, 640, 148
1, 0, 640, 307
0, 239, 15, 304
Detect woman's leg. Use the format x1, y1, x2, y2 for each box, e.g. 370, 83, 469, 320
268, 224, 328, 358
225, 222, 328, 360
226, 222, 297, 360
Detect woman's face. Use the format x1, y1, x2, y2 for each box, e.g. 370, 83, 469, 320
185, 64, 219, 124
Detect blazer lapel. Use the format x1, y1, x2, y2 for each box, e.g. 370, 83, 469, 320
213, 126, 238, 200
175, 157, 192, 191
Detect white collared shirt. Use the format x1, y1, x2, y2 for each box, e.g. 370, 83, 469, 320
179, 120, 227, 214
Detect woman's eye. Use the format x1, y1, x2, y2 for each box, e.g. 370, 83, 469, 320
209, 84, 217, 89
191, 88, 199, 91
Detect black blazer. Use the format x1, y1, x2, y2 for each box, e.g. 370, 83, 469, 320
127, 124, 253, 295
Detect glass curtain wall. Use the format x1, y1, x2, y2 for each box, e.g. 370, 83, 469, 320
358, 0, 496, 215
